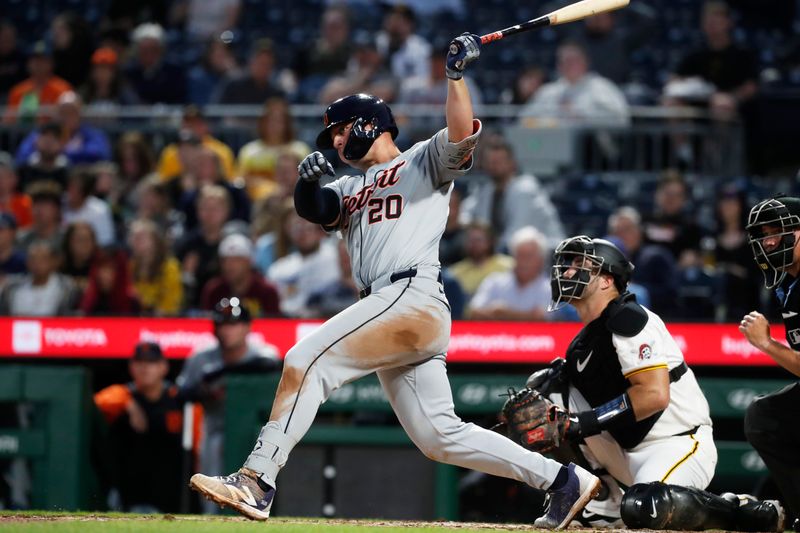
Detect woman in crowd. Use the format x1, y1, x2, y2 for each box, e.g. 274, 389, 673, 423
712, 183, 761, 321
80, 248, 139, 316
60, 220, 98, 292
128, 218, 183, 316
81, 47, 141, 107
236, 97, 310, 201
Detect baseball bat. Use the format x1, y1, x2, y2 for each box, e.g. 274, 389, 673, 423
480, 0, 630, 44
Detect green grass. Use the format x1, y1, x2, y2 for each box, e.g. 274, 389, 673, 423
0, 512, 531, 532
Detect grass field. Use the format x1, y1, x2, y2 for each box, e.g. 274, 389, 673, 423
0, 512, 545, 533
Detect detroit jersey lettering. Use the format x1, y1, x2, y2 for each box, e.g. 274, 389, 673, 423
325, 125, 482, 290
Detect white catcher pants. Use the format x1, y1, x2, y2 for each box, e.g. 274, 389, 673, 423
244, 268, 563, 491
568, 386, 717, 518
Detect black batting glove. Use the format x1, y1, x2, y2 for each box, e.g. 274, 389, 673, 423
298, 151, 335, 182
446, 33, 481, 80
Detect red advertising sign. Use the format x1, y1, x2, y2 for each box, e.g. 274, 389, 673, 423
0, 318, 782, 366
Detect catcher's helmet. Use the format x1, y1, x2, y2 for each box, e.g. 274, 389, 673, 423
746, 196, 800, 289
315, 93, 398, 160
549, 236, 634, 311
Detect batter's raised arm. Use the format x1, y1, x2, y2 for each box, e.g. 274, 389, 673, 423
445, 33, 481, 142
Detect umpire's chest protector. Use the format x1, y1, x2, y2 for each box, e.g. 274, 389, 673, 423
777, 276, 800, 349
565, 294, 661, 449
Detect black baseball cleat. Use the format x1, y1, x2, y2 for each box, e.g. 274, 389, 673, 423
189, 467, 274, 521
722, 492, 786, 532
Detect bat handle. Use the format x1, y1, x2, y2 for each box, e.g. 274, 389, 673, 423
480, 32, 504, 44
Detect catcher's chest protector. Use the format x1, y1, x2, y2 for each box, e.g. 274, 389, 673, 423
566, 303, 660, 449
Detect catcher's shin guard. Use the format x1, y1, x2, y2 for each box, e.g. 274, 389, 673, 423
621, 482, 785, 532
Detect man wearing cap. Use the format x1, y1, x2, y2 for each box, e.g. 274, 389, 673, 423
156, 105, 235, 180
4, 40, 72, 123
125, 23, 186, 105
177, 297, 280, 495
94, 341, 186, 512
15, 91, 111, 165
200, 233, 281, 317
267, 211, 340, 318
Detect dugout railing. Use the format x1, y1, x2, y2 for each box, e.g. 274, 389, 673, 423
224, 373, 791, 521
0, 365, 98, 510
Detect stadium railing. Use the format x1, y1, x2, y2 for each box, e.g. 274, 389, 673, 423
0, 104, 744, 177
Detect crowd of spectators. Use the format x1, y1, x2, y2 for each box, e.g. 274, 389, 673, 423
0, 0, 793, 323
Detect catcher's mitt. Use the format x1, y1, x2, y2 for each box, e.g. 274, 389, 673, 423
500, 388, 571, 453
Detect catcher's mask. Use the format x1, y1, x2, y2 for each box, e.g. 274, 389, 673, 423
746, 196, 800, 289
549, 236, 634, 311
315, 93, 398, 161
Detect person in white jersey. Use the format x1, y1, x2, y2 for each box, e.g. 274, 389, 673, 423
189, 33, 602, 528
532, 234, 784, 531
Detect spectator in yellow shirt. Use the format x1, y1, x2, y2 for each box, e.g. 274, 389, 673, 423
128, 218, 183, 316
236, 96, 310, 201
449, 222, 513, 297
157, 105, 235, 180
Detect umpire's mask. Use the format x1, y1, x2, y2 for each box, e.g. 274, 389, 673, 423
746, 196, 800, 289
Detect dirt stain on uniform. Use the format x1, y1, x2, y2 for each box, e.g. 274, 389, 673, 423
269, 365, 305, 421
343, 307, 447, 368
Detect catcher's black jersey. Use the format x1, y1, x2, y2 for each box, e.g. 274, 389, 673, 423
565, 294, 662, 449
775, 274, 800, 350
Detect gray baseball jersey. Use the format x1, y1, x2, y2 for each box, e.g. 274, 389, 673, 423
324, 124, 483, 290
242, 118, 567, 499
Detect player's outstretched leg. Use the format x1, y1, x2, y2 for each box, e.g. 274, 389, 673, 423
192, 278, 452, 519
377, 358, 601, 530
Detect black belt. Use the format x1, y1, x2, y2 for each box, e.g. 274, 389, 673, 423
675, 425, 700, 436
669, 361, 688, 383
359, 268, 442, 299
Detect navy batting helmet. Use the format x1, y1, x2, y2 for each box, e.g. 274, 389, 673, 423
315, 93, 398, 160
549, 236, 634, 311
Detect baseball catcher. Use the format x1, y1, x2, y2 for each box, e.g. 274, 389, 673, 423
501, 235, 785, 531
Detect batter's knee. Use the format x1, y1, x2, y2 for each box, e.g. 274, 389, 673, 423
406, 417, 466, 463
282, 343, 316, 371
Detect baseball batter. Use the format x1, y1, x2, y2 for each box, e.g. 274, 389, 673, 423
190, 34, 601, 527
515, 235, 784, 531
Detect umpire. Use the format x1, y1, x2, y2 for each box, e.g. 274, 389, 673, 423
740, 196, 800, 529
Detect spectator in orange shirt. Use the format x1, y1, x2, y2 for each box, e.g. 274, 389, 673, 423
156, 105, 235, 180
94, 341, 188, 513
4, 40, 72, 123
0, 152, 32, 228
